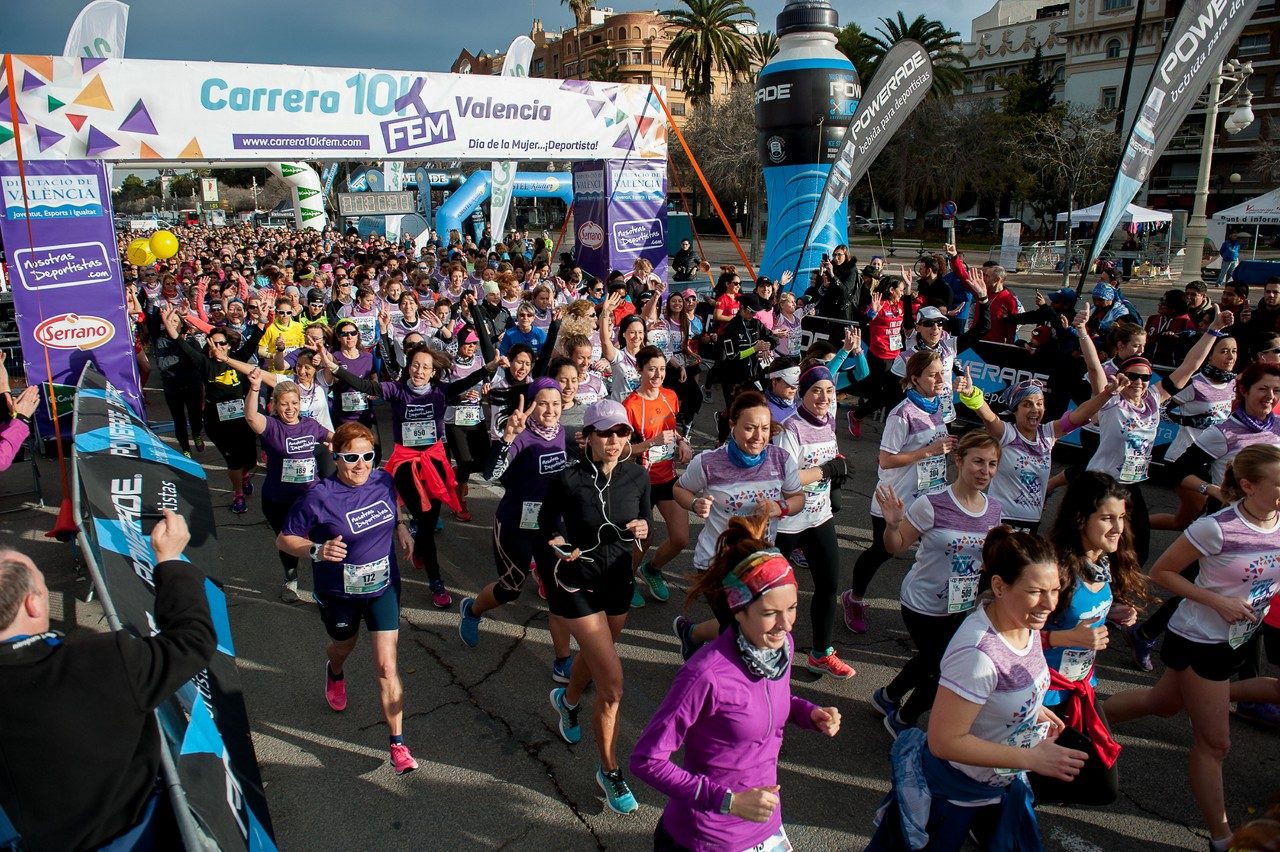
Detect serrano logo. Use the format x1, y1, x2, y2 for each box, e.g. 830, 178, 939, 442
578, 220, 605, 249
34, 313, 115, 350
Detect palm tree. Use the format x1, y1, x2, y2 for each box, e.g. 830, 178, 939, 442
867, 12, 969, 99
560, 0, 594, 28
748, 31, 778, 69
661, 0, 755, 108
835, 23, 879, 86
585, 57, 624, 83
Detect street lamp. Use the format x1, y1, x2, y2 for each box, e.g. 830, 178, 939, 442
1181, 59, 1254, 283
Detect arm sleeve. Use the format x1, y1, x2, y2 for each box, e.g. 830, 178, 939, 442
116, 560, 216, 712
628, 666, 730, 812
444, 365, 489, 399
233, 325, 266, 362
787, 692, 820, 731
0, 418, 28, 472
938, 644, 998, 706
958, 301, 990, 349
534, 322, 560, 375
782, 453, 803, 493
826, 348, 849, 375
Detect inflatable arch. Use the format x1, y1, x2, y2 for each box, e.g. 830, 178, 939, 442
433, 171, 572, 244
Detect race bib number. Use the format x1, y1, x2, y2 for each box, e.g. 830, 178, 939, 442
342, 556, 391, 596
281, 457, 316, 484
739, 828, 793, 852
940, 390, 956, 423
402, 419, 437, 447
947, 574, 979, 614
1119, 450, 1149, 484
341, 390, 368, 412
995, 721, 1050, 776
1228, 618, 1260, 650
216, 398, 245, 421
917, 453, 947, 494
353, 317, 376, 347
1059, 648, 1094, 681
455, 404, 483, 427
888, 333, 903, 352
647, 441, 675, 465
520, 501, 541, 530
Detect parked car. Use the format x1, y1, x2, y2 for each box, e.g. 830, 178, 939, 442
853, 216, 877, 233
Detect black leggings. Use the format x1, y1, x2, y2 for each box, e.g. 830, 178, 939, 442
851, 515, 890, 599
162, 382, 203, 453
854, 354, 899, 420
887, 607, 967, 725
777, 517, 840, 655
393, 463, 445, 584
1029, 700, 1119, 806
492, 518, 547, 604
204, 410, 257, 473
262, 496, 300, 582
1124, 482, 1152, 566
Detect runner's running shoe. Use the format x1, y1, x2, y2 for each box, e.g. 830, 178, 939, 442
194, 436, 205, 453
806, 650, 856, 680
535, 568, 547, 601
640, 563, 669, 602
430, 580, 452, 609
390, 743, 418, 775
280, 580, 300, 603
230, 495, 247, 515
1235, 702, 1280, 727
596, 768, 639, 814
883, 710, 912, 740
1124, 624, 1156, 672
840, 590, 867, 634
242, 474, 253, 496
325, 663, 346, 712
550, 688, 581, 744
847, 412, 862, 439
673, 616, 701, 662
789, 549, 809, 570
551, 655, 574, 684
871, 687, 899, 719
458, 597, 481, 648
630, 585, 645, 608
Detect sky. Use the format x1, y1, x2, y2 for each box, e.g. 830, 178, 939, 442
4, 0, 994, 72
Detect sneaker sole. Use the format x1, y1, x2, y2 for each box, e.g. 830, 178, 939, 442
806, 661, 856, 680
393, 760, 418, 775
596, 775, 638, 814
551, 668, 571, 684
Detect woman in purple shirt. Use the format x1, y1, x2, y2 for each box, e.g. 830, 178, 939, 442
631, 515, 841, 852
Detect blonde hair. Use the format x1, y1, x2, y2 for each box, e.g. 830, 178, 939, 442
1221, 444, 1280, 503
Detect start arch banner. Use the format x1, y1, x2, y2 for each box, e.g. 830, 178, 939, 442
0, 54, 667, 162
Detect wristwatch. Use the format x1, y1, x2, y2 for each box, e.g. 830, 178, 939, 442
1198, 482, 1211, 495
719, 791, 734, 815
309, 542, 323, 560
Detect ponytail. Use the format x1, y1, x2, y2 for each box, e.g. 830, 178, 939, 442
1221, 444, 1280, 503
685, 514, 770, 611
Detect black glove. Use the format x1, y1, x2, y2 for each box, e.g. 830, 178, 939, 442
820, 456, 848, 482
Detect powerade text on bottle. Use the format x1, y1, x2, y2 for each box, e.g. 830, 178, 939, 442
756, 0, 860, 288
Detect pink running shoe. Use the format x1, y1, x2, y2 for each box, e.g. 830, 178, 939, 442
806, 650, 856, 679
840, 590, 867, 634
390, 743, 418, 775
430, 579, 453, 609
847, 412, 863, 439
324, 664, 347, 712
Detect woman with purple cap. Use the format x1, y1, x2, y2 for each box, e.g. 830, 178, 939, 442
773, 363, 855, 679
541, 398, 652, 815
631, 515, 841, 852
458, 376, 575, 682
962, 369, 1126, 533
1076, 304, 1234, 563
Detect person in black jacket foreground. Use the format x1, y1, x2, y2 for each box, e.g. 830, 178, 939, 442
0, 510, 216, 852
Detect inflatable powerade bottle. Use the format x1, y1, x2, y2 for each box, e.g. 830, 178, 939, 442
756, 0, 860, 288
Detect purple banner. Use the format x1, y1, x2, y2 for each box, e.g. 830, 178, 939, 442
572, 160, 668, 281
0, 159, 143, 438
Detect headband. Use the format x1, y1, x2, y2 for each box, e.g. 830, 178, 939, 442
1118, 356, 1152, 373
1006, 379, 1045, 409
768, 366, 801, 386
798, 365, 834, 397
528, 376, 561, 398
722, 550, 797, 612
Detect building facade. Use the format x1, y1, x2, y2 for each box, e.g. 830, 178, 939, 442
958, 0, 1069, 102
450, 7, 754, 126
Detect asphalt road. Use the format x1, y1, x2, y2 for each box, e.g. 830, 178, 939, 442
7, 359, 1278, 851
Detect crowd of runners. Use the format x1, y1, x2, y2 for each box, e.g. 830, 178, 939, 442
108, 221, 1280, 851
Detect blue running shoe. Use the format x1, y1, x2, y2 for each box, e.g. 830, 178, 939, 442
458, 597, 480, 648
551, 655, 574, 684
883, 709, 912, 740
871, 687, 898, 720
550, 688, 581, 744
630, 584, 645, 608
596, 767, 638, 814
673, 615, 702, 662
640, 563, 669, 602
435, 514, 444, 532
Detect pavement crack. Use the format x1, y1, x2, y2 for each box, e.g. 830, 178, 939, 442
357, 699, 466, 732
495, 823, 535, 851
470, 609, 539, 690
1119, 788, 1205, 843
407, 616, 605, 850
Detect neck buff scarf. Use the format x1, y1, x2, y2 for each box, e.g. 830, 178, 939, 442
1083, 553, 1112, 584
1201, 364, 1235, 385
726, 437, 767, 468
1232, 405, 1276, 433
765, 387, 794, 412
735, 626, 791, 681
907, 388, 941, 414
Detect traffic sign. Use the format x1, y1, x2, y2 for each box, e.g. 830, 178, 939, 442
941, 200, 957, 218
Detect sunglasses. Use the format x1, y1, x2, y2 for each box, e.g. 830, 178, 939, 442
917, 319, 945, 328
1122, 371, 1152, 382
335, 451, 376, 463
209, 339, 229, 347
595, 427, 631, 439
338, 330, 359, 338
1258, 347, 1280, 356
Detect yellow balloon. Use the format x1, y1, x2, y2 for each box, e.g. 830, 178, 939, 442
127, 239, 152, 266
150, 229, 179, 260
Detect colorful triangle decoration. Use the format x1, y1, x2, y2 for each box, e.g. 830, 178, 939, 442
636, 115, 655, 137
119, 99, 158, 135
47, 95, 64, 112
35, 123, 63, 152
0, 91, 26, 125
586, 99, 605, 118
177, 137, 203, 159
17, 56, 54, 82
81, 57, 107, 73
66, 113, 87, 131
21, 71, 46, 92
0, 124, 13, 146
139, 141, 162, 159
73, 74, 114, 111
613, 128, 634, 150
85, 125, 118, 156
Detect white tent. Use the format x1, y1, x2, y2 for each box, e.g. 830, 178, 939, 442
1055, 201, 1173, 224
1210, 188, 1280, 258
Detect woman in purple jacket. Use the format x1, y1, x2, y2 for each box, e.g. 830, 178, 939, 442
630, 515, 842, 852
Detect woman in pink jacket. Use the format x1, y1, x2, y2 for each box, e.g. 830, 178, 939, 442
630, 515, 841, 851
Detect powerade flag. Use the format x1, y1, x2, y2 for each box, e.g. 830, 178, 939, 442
1081, 0, 1260, 283
796, 40, 933, 279
73, 364, 277, 851
490, 36, 536, 241
757, 0, 860, 286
